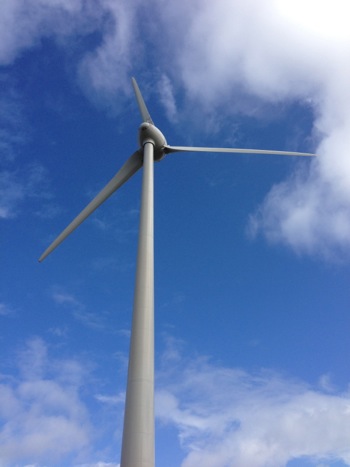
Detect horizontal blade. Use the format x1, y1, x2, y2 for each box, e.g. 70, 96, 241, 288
39, 150, 143, 262
164, 145, 316, 157
131, 77, 154, 124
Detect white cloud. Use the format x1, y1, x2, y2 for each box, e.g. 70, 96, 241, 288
2, 337, 349, 467
0, 0, 139, 108
0, 164, 52, 219
51, 288, 114, 331
77, 463, 120, 467
0, 302, 14, 316
2, 0, 350, 257
156, 353, 350, 467
0, 74, 27, 162
52, 290, 82, 307
95, 393, 125, 405
48, 326, 68, 338
247, 159, 350, 258
0, 72, 54, 221
0, 338, 91, 466
77, 0, 139, 106
154, 0, 350, 259
157, 74, 178, 122
0, 170, 25, 219
0, 0, 97, 65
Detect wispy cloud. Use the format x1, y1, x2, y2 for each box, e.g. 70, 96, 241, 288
0, 302, 15, 316
0, 71, 56, 222
52, 290, 82, 307
0, 0, 140, 112
95, 393, 125, 406
0, 74, 27, 162
52, 288, 102, 329
52, 287, 114, 331
89, 206, 139, 242
0, 170, 25, 219
0, 338, 127, 466
2, 0, 350, 259
157, 74, 178, 122
156, 347, 350, 467
0, 338, 91, 466
0, 163, 54, 219
48, 326, 68, 338
77, 463, 120, 467
3, 337, 348, 467
77, 1, 139, 107
0, 0, 101, 66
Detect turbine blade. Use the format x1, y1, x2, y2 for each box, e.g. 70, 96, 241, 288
164, 145, 316, 157
39, 150, 143, 262
131, 77, 154, 124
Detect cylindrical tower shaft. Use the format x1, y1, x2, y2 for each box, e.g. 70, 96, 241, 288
120, 142, 155, 467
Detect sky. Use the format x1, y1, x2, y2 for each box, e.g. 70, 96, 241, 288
1, 0, 350, 466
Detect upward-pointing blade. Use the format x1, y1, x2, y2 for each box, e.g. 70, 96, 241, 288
131, 77, 154, 124
39, 150, 143, 262
164, 145, 316, 157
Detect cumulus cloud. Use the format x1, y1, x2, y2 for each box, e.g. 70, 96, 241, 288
0, 338, 91, 466
0, 0, 101, 65
156, 352, 350, 467
0, 0, 140, 106
2, 0, 350, 258
77, 0, 140, 105
0, 338, 127, 466
2, 336, 349, 467
154, 0, 350, 259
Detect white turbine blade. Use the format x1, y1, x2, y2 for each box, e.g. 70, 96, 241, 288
39, 150, 143, 262
164, 145, 316, 157
131, 77, 154, 124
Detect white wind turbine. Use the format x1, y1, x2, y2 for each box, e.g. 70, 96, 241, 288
39, 78, 315, 467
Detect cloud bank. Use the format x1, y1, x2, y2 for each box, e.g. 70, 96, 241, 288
1, 0, 350, 259
0, 338, 126, 467
155, 0, 350, 259
156, 349, 350, 467
0, 338, 91, 465
2, 338, 350, 466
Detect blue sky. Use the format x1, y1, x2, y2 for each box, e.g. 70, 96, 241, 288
1, 1, 350, 466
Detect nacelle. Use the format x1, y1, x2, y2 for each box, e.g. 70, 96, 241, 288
138, 123, 167, 161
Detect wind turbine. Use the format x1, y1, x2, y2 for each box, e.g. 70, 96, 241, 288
39, 78, 315, 467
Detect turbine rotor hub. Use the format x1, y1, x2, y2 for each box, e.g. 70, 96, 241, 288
138, 122, 167, 161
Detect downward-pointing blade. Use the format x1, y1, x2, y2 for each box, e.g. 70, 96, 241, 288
131, 77, 154, 124
39, 150, 143, 262
164, 145, 316, 157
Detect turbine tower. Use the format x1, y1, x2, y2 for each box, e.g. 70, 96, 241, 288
39, 78, 315, 467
